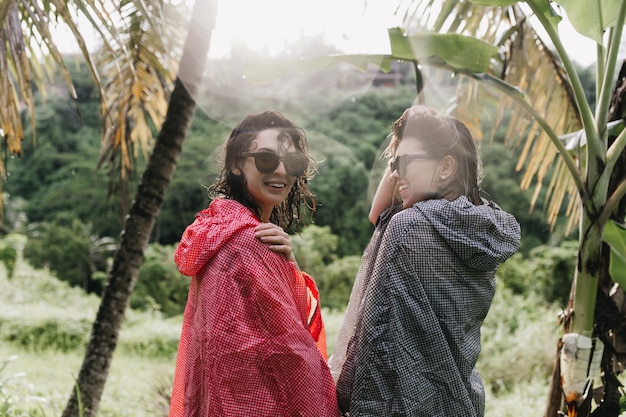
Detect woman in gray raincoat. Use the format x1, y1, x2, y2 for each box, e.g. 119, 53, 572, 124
330, 105, 521, 417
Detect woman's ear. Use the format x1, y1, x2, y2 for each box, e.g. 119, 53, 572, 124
439, 155, 456, 180
230, 163, 242, 176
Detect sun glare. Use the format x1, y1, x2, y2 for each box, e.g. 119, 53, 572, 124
208, 0, 403, 58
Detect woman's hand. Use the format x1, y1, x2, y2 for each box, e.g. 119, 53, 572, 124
369, 166, 399, 225
255, 222, 296, 263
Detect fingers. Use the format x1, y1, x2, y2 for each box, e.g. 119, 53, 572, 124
255, 223, 289, 245
255, 223, 295, 262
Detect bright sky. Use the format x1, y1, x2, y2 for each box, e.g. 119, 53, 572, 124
57, 0, 601, 66
208, 0, 403, 58
208, 0, 598, 65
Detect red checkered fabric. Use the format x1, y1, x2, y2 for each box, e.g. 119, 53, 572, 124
169, 199, 340, 417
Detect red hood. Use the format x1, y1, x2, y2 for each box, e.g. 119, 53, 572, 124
175, 198, 259, 277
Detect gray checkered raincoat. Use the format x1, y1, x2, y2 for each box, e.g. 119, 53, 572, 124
330, 196, 521, 417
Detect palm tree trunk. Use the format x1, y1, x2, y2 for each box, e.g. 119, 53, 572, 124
61, 1, 216, 415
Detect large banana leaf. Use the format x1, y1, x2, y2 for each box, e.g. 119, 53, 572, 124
386, 28, 497, 73
470, 0, 622, 42
242, 30, 496, 83
558, 0, 623, 43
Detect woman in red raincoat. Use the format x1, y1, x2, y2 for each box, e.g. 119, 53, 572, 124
169, 111, 340, 417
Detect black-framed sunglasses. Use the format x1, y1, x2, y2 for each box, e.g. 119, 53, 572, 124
389, 153, 433, 176
241, 151, 308, 177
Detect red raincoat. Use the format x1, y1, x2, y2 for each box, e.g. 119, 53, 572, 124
169, 198, 340, 417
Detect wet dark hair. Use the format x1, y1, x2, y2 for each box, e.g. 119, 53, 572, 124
385, 105, 483, 205
210, 110, 317, 229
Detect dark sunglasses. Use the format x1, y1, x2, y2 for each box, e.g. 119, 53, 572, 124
241, 151, 308, 177
389, 153, 433, 176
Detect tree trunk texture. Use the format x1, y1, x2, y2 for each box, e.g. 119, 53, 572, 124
61, 1, 216, 415
544, 60, 626, 417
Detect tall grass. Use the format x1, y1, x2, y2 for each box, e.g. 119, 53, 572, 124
0, 234, 179, 417
479, 283, 560, 416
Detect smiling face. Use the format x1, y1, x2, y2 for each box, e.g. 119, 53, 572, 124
234, 128, 298, 221
390, 136, 445, 208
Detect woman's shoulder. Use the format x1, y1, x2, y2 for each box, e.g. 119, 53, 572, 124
208, 198, 258, 220
388, 203, 430, 226
380, 206, 433, 244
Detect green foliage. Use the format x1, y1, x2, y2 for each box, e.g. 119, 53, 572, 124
307, 152, 373, 256
604, 220, 626, 289
1, 194, 28, 234
0, 245, 17, 279
0, 243, 96, 354
292, 225, 362, 309
302, 88, 417, 256
131, 244, 189, 318
23, 220, 91, 289
7, 119, 124, 239
319, 256, 361, 311
497, 240, 578, 305
292, 224, 339, 277
0, 235, 181, 360
1, 318, 90, 353
479, 282, 560, 394
22, 216, 114, 294
117, 316, 181, 358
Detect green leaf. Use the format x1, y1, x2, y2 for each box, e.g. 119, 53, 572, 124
604, 220, 626, 289
387, 28, 498, 73
556, 0, 623, 44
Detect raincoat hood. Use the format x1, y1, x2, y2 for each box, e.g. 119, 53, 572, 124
174, 198, 258, 277
415, 196, 521, 271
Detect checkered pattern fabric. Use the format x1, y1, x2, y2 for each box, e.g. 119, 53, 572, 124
333, 197, 520, 417
169, 198, 340, 417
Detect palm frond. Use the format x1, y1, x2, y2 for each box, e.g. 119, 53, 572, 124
95, 0, 183, 211
399, 0, 583, 230
1, 0, 187, 216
